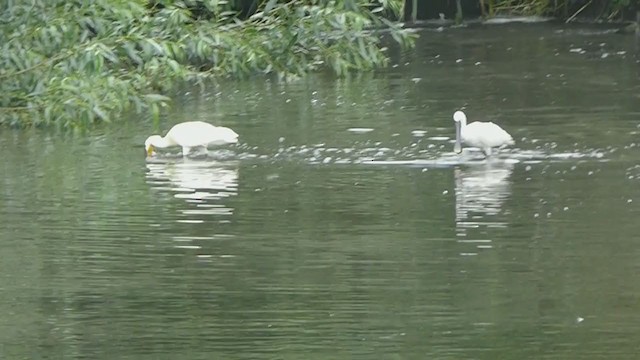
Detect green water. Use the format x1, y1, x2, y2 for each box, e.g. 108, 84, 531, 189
1, 23, 640, 359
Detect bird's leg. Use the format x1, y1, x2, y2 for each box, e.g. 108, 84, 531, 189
483, 147, 492, 158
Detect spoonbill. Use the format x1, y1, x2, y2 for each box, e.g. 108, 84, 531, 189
453, 111, 514, 157
145, 121, 239, 157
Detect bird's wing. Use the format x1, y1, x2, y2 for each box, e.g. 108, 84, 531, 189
167, 121, 219, 147
465, 122, 514, 147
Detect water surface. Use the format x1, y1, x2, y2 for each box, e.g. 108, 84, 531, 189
1, 23, 640, 359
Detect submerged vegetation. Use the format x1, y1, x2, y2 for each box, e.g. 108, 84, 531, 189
0, 0, 414, 128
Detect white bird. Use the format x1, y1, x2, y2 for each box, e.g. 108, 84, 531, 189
453, 111, 514, 157
145, 121, 239, 157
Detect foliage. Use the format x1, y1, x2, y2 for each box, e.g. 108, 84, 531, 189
488, 0, 637, 18
0, 0, 415, 128
491, 0, 556, 16
604, 0, 633, 20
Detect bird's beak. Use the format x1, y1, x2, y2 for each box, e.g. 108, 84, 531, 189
454, 121, 462, 154
146, 145, 155, 157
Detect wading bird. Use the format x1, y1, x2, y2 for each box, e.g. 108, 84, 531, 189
453, 111, 514, 157
145, 121, 239, 157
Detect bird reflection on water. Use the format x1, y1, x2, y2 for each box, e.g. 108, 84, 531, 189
145, 157, 239, 216
454, 159, 515, 254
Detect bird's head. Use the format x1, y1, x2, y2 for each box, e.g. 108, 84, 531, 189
453, 111, 467, 124
145, 135, 162, 157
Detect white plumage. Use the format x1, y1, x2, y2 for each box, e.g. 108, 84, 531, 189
145, 121, 239, 157
453, 111, 514, 157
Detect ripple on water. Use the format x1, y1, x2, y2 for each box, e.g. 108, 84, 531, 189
144, 127, 610, 171
223, 132, 612, 265
347, 127, 375, 133
247, 140, 607, 168
224, 124, 614, 167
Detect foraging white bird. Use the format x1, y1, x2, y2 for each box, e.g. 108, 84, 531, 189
453, 111, 514, 157
145, 121, 239, 157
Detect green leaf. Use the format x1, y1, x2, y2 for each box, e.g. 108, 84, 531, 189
264, 0, 278, 14
0, 0, 415, 129
146, 38, 165, 55
150, 103, 160, 123
123, 43, 143, 65
93, 106, 109, 122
